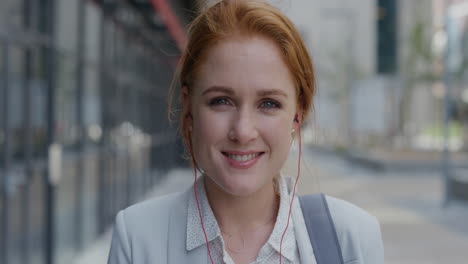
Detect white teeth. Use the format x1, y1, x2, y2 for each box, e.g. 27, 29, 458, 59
227, 153, 260, 162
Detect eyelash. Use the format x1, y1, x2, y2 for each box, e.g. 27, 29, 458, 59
260, 99, 282, 109
208, 97, 231, 106
208, 97, 282, 110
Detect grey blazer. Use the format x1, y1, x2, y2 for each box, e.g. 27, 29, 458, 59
108, 186, 384, 264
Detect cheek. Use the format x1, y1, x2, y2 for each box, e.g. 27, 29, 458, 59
259, 116, 293, 148
263, 112, 293, 130
191, 110, 229, 148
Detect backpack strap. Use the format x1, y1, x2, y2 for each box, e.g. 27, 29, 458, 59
299, 194, 344, 264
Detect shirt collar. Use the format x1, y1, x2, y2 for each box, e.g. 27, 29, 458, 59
186, 174, 297, 262
186, 175, 221, 251
266, 175, 297, 261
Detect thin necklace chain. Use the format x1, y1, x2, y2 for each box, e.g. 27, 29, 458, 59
219, 195, 279, 254
221, 214, 276, 236
221, 216, 275, 254
220, 194, 279, 236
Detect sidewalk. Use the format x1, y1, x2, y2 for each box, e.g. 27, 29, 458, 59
304, 147, 468, 264
74, 149, 468, 264
348, 148, 468, 171
312, 144, 468, 202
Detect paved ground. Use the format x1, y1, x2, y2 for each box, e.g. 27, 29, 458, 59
74, 148, 468, 264
303, 148, 468, 264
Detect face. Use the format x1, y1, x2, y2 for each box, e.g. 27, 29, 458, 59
185, 35, 299, 197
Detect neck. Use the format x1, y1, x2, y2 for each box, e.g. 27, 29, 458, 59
203, 176, 279, 234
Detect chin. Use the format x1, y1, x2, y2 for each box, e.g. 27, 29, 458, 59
211, 172, 269, 197
223, 184, 257, 197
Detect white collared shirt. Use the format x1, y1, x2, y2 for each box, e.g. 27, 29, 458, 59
186, 175, 300, 264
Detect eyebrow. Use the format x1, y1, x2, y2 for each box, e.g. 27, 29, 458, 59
257, 89, 288, 98
202, 86, 288, 98
201, 86, 234, 96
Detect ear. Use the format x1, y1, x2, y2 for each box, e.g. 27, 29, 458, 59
294, 110, 303, 127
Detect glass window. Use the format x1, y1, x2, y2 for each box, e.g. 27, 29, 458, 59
0, 43, 5, 165
55, 0, 79, 148
0, 0, 23, 29
85, 3, 101, 63
83, 3, 102, 145
84, 66, 102, 145
30, 50, 48, 158
55, 54, 78, 148
377, 0, 397, 73
9, 46, 26, 162
56, 0, 79, 53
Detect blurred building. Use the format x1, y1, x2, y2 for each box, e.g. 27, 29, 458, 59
0, 0, 195, 264
276, 0, 468, 202
276, 0, 468, 154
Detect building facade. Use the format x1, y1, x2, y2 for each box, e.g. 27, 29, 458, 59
0, 1, 193, 263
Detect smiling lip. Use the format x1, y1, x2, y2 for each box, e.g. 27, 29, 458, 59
221, 151, 265, 169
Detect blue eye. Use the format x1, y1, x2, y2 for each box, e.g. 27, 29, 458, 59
260, 100, 281, 109
209, 97, 230, 106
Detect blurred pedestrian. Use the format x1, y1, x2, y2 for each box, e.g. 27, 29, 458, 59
107, 1, 383, 263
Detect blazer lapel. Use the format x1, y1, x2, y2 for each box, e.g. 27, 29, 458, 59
167, 187, 208, 264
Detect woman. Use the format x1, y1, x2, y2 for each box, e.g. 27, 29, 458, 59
107, 1, 384, 264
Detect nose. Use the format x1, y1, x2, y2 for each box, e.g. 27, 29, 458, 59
228, 108, 259, 145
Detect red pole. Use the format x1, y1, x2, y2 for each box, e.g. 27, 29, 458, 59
150, 0, 187, 50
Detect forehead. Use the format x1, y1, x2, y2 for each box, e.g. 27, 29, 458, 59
194, 35, 296, 96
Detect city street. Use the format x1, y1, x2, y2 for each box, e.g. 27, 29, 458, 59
303, 147, 468, 264
74, 148, 468, 264
3, 1, 468, 263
